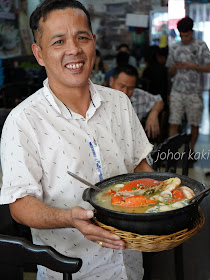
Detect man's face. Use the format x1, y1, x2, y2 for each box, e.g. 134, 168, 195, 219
179, 30, 193, 44
110, 72, 136, 98
119, 46, 129, 54
32, 8, 96, 91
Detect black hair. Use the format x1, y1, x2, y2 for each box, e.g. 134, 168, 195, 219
96, 49, 101, 57
112, 64, 139, 81
177, 16, 194, 33
116, 51, 129, 66
156, 46, 168, 58
143, 45, 159, 65
117, 43, 130, 51
30, 0, 92, 43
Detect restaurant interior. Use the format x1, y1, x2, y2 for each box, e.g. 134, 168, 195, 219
0, 0, 210, 279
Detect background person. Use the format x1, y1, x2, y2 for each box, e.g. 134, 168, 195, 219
102, 51, 129, 87
166, 16, 210, 155
92, 49, 108, 74
141, 45, 169, 108
0, 1, 154, 280
110, 64, 164, 140
117, 43, 137, 67
91, 49, 108, 84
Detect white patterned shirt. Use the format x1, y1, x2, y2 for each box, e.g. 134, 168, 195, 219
166, 39, 210, 94
0, 79, 153, 280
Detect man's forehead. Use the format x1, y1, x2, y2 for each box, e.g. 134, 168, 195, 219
180, 30, 193, 36
118, 72, 136, 82
42, 7, 85, 20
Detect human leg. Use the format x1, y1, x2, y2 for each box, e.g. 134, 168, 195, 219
190, 125, 199, 152
169, 124, 179, 136
168, 91, 184, 136
186, 93, 203, 151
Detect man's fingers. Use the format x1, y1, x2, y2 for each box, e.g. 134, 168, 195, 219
96, 240, 126, 250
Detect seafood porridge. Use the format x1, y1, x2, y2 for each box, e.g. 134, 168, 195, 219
94, 177, 195, 213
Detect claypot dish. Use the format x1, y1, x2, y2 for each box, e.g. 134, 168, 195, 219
83, 172, 209, 235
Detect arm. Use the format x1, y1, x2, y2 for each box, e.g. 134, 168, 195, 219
145, 100, 164, 139
177, 62, 210, 73
168, 64, 177, 77
10, 196, 125, 250
134, 158, 154, 173
169, 62, 210, 76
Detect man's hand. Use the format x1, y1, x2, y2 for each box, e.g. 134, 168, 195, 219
10, 196, 125, 250
70, 206, 126, 250
145, 110, 160, 139
175, 61, 195, 70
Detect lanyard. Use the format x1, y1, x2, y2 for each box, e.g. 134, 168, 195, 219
89, 140, 104, 181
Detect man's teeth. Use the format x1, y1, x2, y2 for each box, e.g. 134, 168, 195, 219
66, 63, 83, 69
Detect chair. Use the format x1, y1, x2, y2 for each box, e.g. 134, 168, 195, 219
0, 82, 31, 109
143, 132, 192, 280
0, 83, 32, 136
0, 204, 82, 280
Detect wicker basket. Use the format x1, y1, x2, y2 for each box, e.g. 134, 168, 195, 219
92, 210, 205, 252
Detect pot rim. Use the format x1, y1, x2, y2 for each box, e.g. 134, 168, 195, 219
89, 172, 207, 217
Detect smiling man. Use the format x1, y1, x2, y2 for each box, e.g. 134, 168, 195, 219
0, 1, 154, 280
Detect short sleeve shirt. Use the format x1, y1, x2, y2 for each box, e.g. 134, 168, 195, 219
165, 39, 210, 94
0, 79, 153, 280
130, 88, 162, 121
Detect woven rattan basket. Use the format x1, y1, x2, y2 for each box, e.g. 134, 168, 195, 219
92, 210, 205, 252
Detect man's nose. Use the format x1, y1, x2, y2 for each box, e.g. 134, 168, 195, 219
65, 39, 82, 55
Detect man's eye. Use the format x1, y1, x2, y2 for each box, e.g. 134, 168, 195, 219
54, 40, 63, 45
78, 36, 88, 41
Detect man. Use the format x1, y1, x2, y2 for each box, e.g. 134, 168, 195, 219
110, 64, 164, 139
0, 1, 154, 280
117, 43, 137, 67
166, 16, 210, 154
102, 51, 129, 87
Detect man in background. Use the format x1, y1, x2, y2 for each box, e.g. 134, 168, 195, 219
110, 64, 164, 140
166, 16, 210, 155
102, 51, 129, 87
117, 43, 137, 67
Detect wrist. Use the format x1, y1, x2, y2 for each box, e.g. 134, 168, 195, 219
150, 109, 159, 116
194, 64, 199, 71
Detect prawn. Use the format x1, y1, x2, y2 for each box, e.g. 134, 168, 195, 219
179, 186, 194, 199
162, 177, 181, 192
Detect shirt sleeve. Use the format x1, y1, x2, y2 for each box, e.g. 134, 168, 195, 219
0, 110, 43, 204
201, 42, 210, 65
165, 46, 175, 68
137, 89, 162, 117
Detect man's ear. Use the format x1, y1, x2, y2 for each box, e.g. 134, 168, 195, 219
32, 43, 45, 67
93, 34, 96, 46
109, 76, 114, 88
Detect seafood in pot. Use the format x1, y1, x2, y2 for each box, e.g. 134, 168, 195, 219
95, 177, 195, 213
117, 178, 164, 196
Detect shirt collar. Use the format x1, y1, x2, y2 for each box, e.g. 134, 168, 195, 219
43, 78, 104, 120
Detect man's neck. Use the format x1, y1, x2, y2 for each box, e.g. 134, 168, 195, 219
49, 82, 91, 118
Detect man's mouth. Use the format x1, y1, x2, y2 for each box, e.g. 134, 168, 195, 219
65, 62, 84, 69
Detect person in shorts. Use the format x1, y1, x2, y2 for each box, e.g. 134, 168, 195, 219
166, 16, 210, 154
